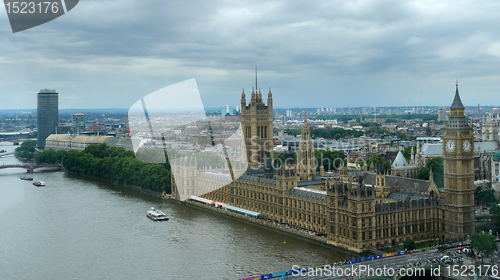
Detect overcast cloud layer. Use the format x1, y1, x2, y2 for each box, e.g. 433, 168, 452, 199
1, 0, 500, 110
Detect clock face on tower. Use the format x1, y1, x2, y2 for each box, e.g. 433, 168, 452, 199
463, 140, 471, 153
446, 140, 455, 152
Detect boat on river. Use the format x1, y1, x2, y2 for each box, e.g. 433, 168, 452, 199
20, 176, 33, 181
33, 180, 45, 187
147, 207, 169, 221
0, 150, 6, 153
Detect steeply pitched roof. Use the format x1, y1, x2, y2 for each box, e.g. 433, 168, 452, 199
391, 151, 408, 168
451, 84, 464, 109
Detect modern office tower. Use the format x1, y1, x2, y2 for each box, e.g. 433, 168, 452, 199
438, 108, 447, 122
72, 112, 86, 135
37, 89, 58, 149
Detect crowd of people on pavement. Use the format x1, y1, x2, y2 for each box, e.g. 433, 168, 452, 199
262, 218, 327, 238
306, 247, 473, 279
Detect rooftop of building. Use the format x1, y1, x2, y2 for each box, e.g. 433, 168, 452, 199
39, 89, 57, 93
46, 134, 73, 141
420, 143, 442, 156
387, 192, 429, 201
476, 141, 499, 152
391, 151, 408, 168
46, 134, 112, 142
364, 173, 432, 193
289, 186, 326, 202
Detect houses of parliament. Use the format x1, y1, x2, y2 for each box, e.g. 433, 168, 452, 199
171, 83, 475, 253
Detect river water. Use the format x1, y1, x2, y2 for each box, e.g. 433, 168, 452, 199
0, 142, 353, 280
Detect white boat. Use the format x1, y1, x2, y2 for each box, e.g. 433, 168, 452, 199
33, 180, 45, 187
147, 207, 169, 221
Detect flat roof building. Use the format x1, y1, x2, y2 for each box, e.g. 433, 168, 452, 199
72, 112, 85, 135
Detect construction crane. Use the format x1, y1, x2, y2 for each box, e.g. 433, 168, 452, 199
124, 109, 130, 137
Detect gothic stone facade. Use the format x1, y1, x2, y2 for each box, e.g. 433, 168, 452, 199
171, 84, 474, 252
240, 87, 274, 169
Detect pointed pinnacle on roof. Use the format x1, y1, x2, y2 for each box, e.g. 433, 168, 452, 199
451, 79, 464, 109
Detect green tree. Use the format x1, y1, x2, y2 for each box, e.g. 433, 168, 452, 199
315, 149, 345, 171
475, 187, 497, 205
61, 143, 171, 194
189, 151, 225, 168
274, 151, 297, 168
317, 129, 331, 139
403, 240, 416, 250
274, 152, 285, 168
470, 232, 497, 257
417, 157, 444, 188
14, 140, 37, 160
136, 149, 166, 163
417, 167, 429, 180
490, 203, 500, 215
285, 129, 301, 137
364, 155, 391, 174
402, 146, 412, 162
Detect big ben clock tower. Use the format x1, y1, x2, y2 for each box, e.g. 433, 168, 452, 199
443, 81, 475, 240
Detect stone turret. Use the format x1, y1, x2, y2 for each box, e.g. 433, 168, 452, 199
296, 110, 317, 181
241, 88, 246, 110
241, 80, 274, 169
267, 87, 273, 107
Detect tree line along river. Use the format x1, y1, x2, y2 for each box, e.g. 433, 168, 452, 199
0, 142, 353, 280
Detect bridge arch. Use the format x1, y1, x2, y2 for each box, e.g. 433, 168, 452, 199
0, 164, 63, 173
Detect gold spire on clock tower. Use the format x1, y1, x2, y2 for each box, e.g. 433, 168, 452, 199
450, 80, 465, 118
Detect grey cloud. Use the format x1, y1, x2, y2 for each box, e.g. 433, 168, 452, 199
1, 0, 500, 109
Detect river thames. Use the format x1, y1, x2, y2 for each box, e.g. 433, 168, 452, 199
0, 142, 353, 280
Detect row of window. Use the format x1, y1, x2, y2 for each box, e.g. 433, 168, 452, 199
333, 222, 441, 240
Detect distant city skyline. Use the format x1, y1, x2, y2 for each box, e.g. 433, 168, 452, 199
1, 1, 500, 109
1, 105, 500, 114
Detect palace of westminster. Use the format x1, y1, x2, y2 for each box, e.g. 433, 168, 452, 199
171, 84, 475, 253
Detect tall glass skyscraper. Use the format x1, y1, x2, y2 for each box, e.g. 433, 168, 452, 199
37, 89, 58, 149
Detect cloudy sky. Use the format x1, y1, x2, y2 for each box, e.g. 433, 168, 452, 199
1, 0, 500, 110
